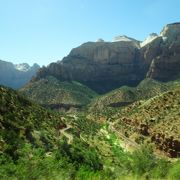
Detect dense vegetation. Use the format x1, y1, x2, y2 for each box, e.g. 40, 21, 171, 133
20, 76, 98, 110
0, 86, 65, 159
0, 80, 180, 179
89, 78, 180, 114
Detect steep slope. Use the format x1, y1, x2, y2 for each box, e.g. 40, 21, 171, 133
0, 85, 65, 159
0, 60, 40, 89
110, 87, 180, 157
30, 23, 180, 94
142, 23, 180, 81
89, 78, 171, 113
34, 40, 142, 93
20, 76, 98, 110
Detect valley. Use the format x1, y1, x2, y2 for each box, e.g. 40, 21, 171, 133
0, 22, 180, 179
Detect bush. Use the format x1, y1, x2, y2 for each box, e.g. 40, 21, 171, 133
130, 145, 156, 177
168, 160, 180, 180
58, 138, 102, 170
151, 158, 170, 178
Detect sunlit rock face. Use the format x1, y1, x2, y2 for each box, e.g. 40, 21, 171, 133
140, 33, 158, 47
160, 22, 180, 40
146, 23, 180, 81
33, 23, 180, 93
34, 40, 142, 93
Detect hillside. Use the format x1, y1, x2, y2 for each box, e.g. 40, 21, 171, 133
89, 78, 180, 113
109, 87, 180, 158
20, 76, 98, 110
0, 60, 40, 89
0, 86, 105, 178
0, 85, 65, 158
1, 86, 180, 179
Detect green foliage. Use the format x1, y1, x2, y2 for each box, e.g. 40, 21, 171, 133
151, 158, 170, 178
20, 76, 98, 108
74, 114, 102, 135
75, 165, 106, 180
57, 138, 102, 170
168, 161, 180, 180
0, 85, 65, 162
1, 85, 180, 179
130, 146, 156, 176
89, 78, 180, 115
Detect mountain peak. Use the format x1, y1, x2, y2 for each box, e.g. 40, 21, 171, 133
140, 33, 158, 47
160, 22, 180, 38
14, 63, 40, 72
112, 35, 138, 42
96, 38, 105, 42
0, 60, 40, 89
15, 63, 30, 72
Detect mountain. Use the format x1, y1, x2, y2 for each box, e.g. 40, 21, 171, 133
33, 40, 143, 93
1, 85, 180, 179
20, 76, 98, 111
0, 60, 40, 89
143, 23, 180, 81
31, 23, 180, 93
89, 78, 171, 113
110, 87, 180, 158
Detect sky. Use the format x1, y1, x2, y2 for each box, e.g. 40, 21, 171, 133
0, 0, 180, 66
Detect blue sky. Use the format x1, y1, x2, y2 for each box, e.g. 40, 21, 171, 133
0, 0, 180, 66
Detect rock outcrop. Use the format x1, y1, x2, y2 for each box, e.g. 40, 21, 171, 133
33, 23, 180, 93
146, 23, 180, 81
34, 41, 143, 93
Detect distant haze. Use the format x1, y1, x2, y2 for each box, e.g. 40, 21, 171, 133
0, 0, 180, 66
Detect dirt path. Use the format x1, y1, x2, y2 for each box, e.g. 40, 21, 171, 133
60, 125, 73, 144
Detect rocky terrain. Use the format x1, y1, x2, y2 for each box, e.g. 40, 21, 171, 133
0, 60, 40, 89
107, 86, 180, 158
32, 23, 180, 93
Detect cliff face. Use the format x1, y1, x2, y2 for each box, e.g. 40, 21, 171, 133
146, 23, 180, 80
0, 60, 40, 89
35, 41, 143, 93
34, 23, 180, 93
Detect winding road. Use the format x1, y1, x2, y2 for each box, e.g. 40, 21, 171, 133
59, 125, 73, 144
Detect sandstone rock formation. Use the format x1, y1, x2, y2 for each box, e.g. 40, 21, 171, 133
34, 41, 143, 93
33, 23, 180, 93
146, 23, 180, 81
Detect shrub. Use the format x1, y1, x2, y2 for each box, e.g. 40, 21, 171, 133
168, 160, 180, 180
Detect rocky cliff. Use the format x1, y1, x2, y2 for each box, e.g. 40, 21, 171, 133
144, 23, 180, 81
34, 40, 143, 93
0, 60, 40, 89
33, 23, 180, 93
